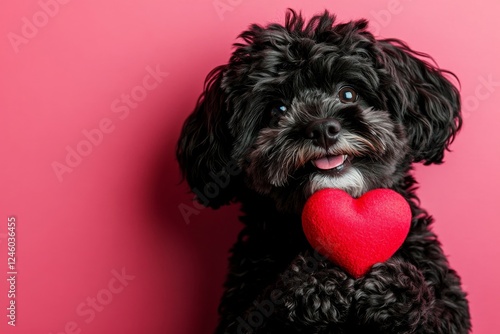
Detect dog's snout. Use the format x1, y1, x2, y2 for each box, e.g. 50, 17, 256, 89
304, 118, 341, 149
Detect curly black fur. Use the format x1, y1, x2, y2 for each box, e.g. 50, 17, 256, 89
176, 9, 470, 334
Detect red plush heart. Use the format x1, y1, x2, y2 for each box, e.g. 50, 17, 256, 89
301, 188, 411, 278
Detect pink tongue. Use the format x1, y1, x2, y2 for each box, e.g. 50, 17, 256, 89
313, 155, 344, 170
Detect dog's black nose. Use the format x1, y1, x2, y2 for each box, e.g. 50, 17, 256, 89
304, 118, 341, 149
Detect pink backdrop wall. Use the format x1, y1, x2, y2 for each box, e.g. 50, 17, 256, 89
1, 1, 499, 333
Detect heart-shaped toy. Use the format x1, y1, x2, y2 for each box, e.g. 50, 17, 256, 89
301, 188, 411, 278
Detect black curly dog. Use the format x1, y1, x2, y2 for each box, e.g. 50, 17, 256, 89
177, 9, 471, 334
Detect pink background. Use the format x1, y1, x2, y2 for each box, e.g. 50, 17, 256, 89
1, 1, 499, 333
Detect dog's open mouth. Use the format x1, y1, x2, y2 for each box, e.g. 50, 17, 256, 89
311, 154, 349, 172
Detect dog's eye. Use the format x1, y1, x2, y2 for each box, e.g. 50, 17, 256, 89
338, 87, 358, 103
270, 105, 287, 118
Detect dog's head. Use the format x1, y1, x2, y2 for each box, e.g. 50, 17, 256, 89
177, 9, 461, 213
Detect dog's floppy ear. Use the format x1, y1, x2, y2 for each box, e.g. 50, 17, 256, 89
376, 39, 462, 165
176, 65, 239, 209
